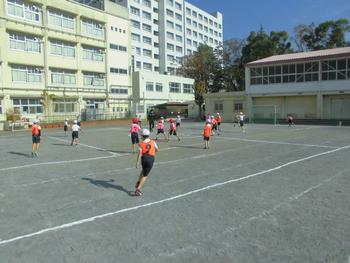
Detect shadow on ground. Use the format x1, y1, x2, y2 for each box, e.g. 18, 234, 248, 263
8, 151, 32, 158
81, 177, 133, 196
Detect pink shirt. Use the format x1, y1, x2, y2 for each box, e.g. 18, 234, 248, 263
157, 122, 164, 130
170, 123, 176, 131
130, 124, 141, 133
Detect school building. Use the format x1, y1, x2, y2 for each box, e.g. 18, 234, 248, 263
245, 47, 350, 123
0, 0, 132, 123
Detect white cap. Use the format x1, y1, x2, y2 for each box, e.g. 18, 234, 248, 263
240, 112, 243, 115
33, 119, 39, 124
73, 120, 78, 124
177, 115, 180, 117
161, 116, 164, 119
217, 113, 220, 115
142, 129, 150, 136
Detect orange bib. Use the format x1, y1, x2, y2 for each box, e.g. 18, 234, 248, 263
139, 140, 157, 156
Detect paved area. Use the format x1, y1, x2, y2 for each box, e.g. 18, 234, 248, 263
0, 122, 349, 263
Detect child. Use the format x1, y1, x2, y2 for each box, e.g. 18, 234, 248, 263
134, 129, 159, 196
287, 114, 295, 127
63, 119, 69, 136
215, 113, 222, 134
176, 115, 181, 129
168, 118, 180, 142
238, 112, 245, 133
211, 116, 218, 135
71, 120, 81, 146
31, 119, 41, 157
130, 117, 141, 153
203, 120, 212, 149
155, 119, 167, 141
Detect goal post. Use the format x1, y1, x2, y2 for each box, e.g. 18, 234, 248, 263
249, 105, 277, 125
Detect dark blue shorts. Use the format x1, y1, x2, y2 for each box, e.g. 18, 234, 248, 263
141, 155, 155, 177
131, 132, 139, 144
32, 135, 40, 143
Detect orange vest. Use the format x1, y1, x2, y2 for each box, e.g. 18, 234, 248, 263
139, 140, 157, 156
203, 124, 212, 137
32, 125, 41, 136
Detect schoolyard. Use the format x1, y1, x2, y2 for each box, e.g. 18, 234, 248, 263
0, 122, 349, 263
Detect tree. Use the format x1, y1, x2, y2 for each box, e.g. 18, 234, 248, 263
179, 44, 222, 117
294, 19, 350, 51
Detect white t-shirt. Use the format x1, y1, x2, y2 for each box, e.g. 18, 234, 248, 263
64, 121, 68, 126
176, 117, 181, 123
239, 114, 244, 121
72, 124, 80, 132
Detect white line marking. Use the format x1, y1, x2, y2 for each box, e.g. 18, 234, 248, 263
216, 136, 339, 149
46, 136, 117, 156
0, 155, 119, 172
0, 145, 348, 246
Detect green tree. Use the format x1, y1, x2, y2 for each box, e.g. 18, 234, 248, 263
179, 44, 221, 117
294, 19, 350, 51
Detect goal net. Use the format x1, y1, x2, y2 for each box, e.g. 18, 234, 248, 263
250, 105, 277, 125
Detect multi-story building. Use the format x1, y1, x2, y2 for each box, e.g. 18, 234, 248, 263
0, 0, 132, 122
127, 0, 223, 74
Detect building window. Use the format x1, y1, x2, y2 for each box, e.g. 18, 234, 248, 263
214, 102, 223, 112
9, 32, 41, 53
176, 46, 182, 53
175, 2, 182, 10
13, 98, 43, 114
11, 65, 42, 83
136, 61, 141, 69
143, 49, 152, 58
131, 33, 141, 42
7, 0, 41, 23
169, 82, 181, 93
143, 36, 152, 45
48, 10, 75, 31
82, 46, 104, 62
142, 23, 152, 32
130, 6, 140, 16
146, 82, 154, 91
83, 72, 105, 87
234, 102, 243, 112
51, 69, 76, 85
166, 8, 174, 17
167, 31, 174, 40
50, 40, 75, 57
84, 99, 105, 110
81, 19, 104, 39
142, 11, 151, 20
110, 68, 128, 75
131, 19, 140, 29
176, 35, 182, 42
156, 83, 163, 92
183, 84, 192, 93
143, 63, 152, 71
167, 0, 173, 6
143, 0, 151, 7
109, 43, 127, 52
135, 47, 141, 55
0, 99, 2, 114
53, 99, 77, 113
167, 43, 174, 51
166, 20, 174, 29
321, 59, 347, 81
175, 24, 182, 32
111, 88, 128, 94
175, 13, 182, 21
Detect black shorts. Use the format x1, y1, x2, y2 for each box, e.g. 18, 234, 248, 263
203, 136, 210, 141
141, 155, 155, 177
72, 131, 79, 139
176, 123, 180, 127
32, 135, 40, 143
131, 132, 139, 144
64, 125, 68, 132
213, 124, 218, 130
157, 129, 164, 134
169, 130, 177, 136
240, 120, 244, 127
217, 122, 221, 126
288, 119, 292, 124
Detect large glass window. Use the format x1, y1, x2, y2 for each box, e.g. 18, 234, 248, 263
7, 0, 41, 23
183, 84, 192, 93
9, 32, 41, 53
13, 98, 43, 114
51, 69, 76, 85
11, 65, 42, 83
53, 99, 77, 113
48, 10, 75, 31
146, 82, 153, 91
169, 82, 181, 93
83, 72, 105, 87
156, 83, 163, 92
82, 46, 104, 62
50, 40, 75, 57
81, 19, 104, 39
110, 68, 128, 75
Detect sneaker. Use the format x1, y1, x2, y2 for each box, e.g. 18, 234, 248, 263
134, 189, 142, 196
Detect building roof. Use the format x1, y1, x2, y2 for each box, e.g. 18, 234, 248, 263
247, 47, 350, 67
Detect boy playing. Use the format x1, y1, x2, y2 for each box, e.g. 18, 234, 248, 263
134, 129, 159, 196
215, 113, 222, 134
31, 120, 41, 157
130, 117, 141, 153
63, 119, 69, 136
167, 118, 180, 142
71, 120, 81, 146
155, 119, 167, 141
203, 120, 212, 149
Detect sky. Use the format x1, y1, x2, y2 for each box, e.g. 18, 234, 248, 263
187, 0, 350, 42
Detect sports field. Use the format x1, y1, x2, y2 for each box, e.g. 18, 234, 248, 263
0, 122, 349, 263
